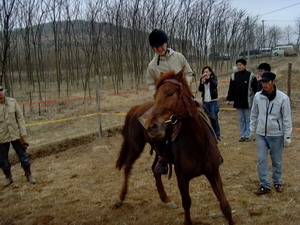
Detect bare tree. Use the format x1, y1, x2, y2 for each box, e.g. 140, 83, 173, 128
19, 0, 45, 97
284, 25, 293, 44
80, 0, 106, 98
102, 0, 125, 93
209, 0, 231, 71
189, 0, 215, 72
225, 9, 247, 64
62, 0, 82, 95
45, 0, 64, 98
267, 25, 282, 47
2, 0, 285, 100
296, 15, 300, 46
0, 0, 17, 87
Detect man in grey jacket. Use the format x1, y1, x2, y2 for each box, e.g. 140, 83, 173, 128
0, 86, 36, 187
250, 72, 292, 195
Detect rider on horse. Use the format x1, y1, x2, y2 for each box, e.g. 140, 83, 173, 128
146, 29, 195, 174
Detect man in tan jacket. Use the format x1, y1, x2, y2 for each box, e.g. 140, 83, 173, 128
0, 86, 36, 187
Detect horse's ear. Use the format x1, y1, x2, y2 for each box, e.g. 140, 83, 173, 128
175, 66, 185, 81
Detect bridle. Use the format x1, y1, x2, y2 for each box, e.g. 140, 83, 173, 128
160, 78, 197, 125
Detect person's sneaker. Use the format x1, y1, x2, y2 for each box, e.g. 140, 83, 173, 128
255, 186, 271, 195
244, 138, 251, 142
26, 175, 36, 184
155, 161, 168, 175
239, 137, 245, 142
3, 177, 13, 187
274, 184, 283, 193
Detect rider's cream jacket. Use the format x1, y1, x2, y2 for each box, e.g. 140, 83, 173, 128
146, 48, 195, 93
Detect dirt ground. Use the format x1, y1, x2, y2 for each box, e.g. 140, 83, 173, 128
0, 56, 299, 225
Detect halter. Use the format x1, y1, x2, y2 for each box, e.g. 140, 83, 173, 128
161, 78, 197, 125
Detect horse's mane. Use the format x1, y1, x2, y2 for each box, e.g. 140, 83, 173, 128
155, 70, 193, 97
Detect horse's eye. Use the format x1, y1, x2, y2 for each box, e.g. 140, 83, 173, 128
167, 92, 173, 97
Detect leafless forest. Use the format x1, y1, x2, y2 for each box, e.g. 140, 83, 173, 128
0, 0, 299, 100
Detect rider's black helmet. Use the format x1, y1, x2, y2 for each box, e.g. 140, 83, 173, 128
149, 29, 169, 47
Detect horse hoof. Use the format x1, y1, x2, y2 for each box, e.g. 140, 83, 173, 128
112, 196, 123, 209
165, 201, 177, 209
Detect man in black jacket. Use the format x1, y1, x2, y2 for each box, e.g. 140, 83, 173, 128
257, 63, 271, 91
226, 59, 257, 142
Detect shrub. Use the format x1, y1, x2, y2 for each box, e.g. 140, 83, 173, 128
284, 48, 297, 57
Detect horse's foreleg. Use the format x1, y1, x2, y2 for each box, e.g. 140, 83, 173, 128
176, 174, 192, 225
206, 171, 234, 225
152, 155, 177, 208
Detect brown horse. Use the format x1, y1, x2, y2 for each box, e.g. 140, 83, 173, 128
115, 101, 177, 208
145, 69, 234, 225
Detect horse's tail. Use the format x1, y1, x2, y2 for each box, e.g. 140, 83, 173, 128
116, 103, 151, 171
116, 115, 131, 170
116, 140, 128, 170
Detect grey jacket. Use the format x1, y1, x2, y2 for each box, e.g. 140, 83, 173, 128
0, 97, 27, 143
146, 48, 194, 92
250, 89, 292, 138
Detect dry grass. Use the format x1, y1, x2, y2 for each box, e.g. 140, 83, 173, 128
0, 56, 299, 225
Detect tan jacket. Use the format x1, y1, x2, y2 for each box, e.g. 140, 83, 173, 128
146, 48, 195, 92
0, 97, 27, 143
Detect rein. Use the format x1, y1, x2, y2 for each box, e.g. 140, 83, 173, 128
162, 78, 197, 125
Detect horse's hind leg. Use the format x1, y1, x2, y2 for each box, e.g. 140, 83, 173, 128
114, 160, 133, 208
115, 140, 145, 208
206, 171, 234, 225
151, 155, 177, 208
119, 163, 132, 201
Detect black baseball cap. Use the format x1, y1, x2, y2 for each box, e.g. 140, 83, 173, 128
260, 72, 276, 82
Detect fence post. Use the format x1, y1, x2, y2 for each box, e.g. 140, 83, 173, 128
29, 91, 33, 113
23, 104, 25, 117
287, 63, 292, 98
95, 75, 102, 138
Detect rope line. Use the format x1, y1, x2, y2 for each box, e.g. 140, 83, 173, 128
25, 109, 299, 132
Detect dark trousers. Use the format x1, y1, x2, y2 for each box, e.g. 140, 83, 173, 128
0, 140, 31, 172
203, 101, 220, 138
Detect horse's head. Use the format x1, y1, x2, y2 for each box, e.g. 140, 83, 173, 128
146, 67, 196, 139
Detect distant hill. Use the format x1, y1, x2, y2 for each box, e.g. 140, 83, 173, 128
13, 19, 148, 45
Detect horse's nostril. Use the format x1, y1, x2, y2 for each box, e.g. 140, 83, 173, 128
147, 123, 158, 132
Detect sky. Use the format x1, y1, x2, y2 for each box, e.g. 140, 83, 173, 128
230, 0, 300, 44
